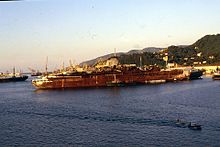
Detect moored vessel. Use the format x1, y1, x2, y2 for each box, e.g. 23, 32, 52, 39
212, 71, 220, 80
0, 75, 28, 82
0, 68, 28, 83
28, 67, 43, 76
189, 69, 203, 80
32, 57, 187, 89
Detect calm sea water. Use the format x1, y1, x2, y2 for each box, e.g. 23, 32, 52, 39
0, 77, 220, 146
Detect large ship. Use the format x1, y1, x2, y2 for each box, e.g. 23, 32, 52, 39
0, 68, 28, 83
32, 57, 186, 89
0, 75, 28, 82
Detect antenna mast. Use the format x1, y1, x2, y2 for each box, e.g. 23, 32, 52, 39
114, 48, 116, 57
62, 61, 65, 71
140, 55, 142, 68
45, 56, 48, 75
13, 67, 15, 77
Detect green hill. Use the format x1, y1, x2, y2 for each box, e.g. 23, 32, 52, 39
81, 34, 220, 67
119, 52, 165, 67
192, 34, 220, 55
168, 34, 220, 65
119, 34, 220, 67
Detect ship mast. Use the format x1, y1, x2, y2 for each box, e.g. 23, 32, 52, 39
12, 67, 15, 77
140, 55, 142, 68
45, 56, 48, 76
62, 61, 65, 71
69, 60, 73, 70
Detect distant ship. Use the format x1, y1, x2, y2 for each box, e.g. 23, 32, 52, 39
32, 57, 186, 89
28, 67, 42, 76
31, 72, 42, 77
0, 75, 28, 82
0, 68, 28, 83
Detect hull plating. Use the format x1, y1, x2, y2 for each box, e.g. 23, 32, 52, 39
32, 69, 184, 89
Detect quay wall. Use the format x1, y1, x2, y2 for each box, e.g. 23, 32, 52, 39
170, 65, 220, 74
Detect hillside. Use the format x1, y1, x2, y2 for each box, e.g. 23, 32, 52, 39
80, 34, 220, 67
80, 47, 164, 66
168, 34, 220, 65
80, 53, 124, 66
192, 34, 220, 55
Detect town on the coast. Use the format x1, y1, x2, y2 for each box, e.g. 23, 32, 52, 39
1, 34, 220, 87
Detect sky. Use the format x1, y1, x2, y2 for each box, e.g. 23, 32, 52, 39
1, 0, 220, 72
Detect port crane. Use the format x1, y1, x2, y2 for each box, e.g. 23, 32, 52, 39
28, 67, 37, 73
28, 67, 42, 76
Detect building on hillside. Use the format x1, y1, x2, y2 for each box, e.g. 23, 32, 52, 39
95, 57, 119, 68
197, 52, 202, 57
167, 62, 178, 68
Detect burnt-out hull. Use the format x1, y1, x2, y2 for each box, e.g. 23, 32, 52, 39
32, 69, 184, 89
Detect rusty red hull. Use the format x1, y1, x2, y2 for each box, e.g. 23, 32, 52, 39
32, 69, 184, 89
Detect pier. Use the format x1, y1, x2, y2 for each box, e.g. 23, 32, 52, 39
169, 65, 220, 75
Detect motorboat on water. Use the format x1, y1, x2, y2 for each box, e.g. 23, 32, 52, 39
175, 119, 189, 128
175, 119, 202, 130
188, 122, 202, 130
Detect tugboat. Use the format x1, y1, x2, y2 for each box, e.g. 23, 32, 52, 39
189, 69, 203, 80
0, 68, 28, 83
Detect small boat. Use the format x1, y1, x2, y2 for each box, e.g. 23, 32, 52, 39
175, 119, 189, 128
188, 122, 202, 130
212, 71, 220, 80
175, 119, 202, 130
